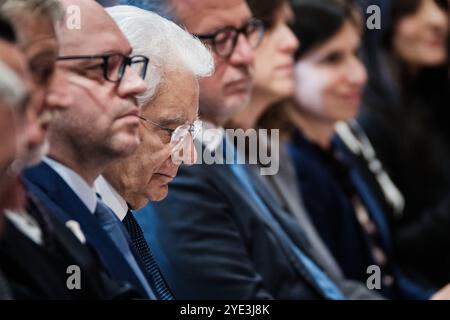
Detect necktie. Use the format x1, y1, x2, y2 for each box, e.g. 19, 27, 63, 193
123, 210, 174, 300
94, 198, 156, 299
226, 138, 346, 300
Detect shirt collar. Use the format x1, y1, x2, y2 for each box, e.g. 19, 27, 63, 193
43, 156, 97, 214
94, 175, 129, 221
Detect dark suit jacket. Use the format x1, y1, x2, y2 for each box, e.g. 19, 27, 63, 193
136, 142, 341, 300
23, 162, 148, 298
0, 193, 136, 299
359, 68, 450, 287
258, 145, 381, 300
287, 130, 433, 299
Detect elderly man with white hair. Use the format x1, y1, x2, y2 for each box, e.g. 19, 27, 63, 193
95, 5, 213, 300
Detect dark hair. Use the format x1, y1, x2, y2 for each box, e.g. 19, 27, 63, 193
292, 0, 361, 59
246, 0, 286, 30
384, 0, 448, 49
258, 0, 361, 136
358, 0, 449, 109
0, 14, 16, 43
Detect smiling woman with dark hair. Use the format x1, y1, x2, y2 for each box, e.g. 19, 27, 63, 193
357, 0, 450, 289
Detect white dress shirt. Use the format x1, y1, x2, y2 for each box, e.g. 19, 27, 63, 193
94, 175, 128, 221
43, 157, 97, 213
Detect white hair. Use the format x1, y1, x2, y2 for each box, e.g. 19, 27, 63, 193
0, 61, 27, 109
107, 5, 214, 106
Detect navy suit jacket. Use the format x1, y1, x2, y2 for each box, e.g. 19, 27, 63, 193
137, 146, 336, 300
23, 162, 149, 298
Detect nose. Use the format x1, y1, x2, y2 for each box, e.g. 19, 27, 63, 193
45, 68, 73, 111
118, 65, 148, 99
425, 0, 449, 30
229, 33, 255, 67
23, 105, 46, 151
347, 57, 367, 87
279, 24, 300, 54
171, 134, 197, 166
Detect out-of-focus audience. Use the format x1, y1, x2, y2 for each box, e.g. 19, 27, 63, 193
1, 0, 450, 300
358, 0, 450, 289
258, 0, 439, 299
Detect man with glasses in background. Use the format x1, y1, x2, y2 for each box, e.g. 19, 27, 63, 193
95, 6, 214, 300
23, 0, 157, 299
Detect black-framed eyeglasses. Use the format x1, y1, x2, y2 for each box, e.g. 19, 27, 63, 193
138, 115, 202, 152
57, 53, 149, 82
193, 19, 265, 58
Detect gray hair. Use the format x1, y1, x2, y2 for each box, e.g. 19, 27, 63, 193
0, 61, 27, 109
0, 0, 64, 23
107, 5, 214, 106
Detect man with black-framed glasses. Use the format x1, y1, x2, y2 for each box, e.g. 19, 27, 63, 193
23, 0, 155, 299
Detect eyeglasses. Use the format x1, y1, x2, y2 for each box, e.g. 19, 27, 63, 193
138, 116, 202, 151
57, 53, 149, 82
193, 19, 265, 58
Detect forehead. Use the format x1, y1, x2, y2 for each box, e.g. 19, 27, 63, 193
143, 70, 199, 121
57, 6, 130, 55
177, 0, 252, 34
0, 41, 29, 79
13, 13, 59, 62
309, 21, 361, 58
326, 22, 360, 49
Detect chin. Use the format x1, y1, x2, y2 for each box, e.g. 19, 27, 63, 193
422, 55, 447, 66
114, 135, 140, 157
271, 83, 295, 101
25, 140, 50, 167
149, 186, 169, 202
225, 93, 252, 115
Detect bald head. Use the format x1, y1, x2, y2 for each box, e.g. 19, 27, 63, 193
57, 0, 131, 56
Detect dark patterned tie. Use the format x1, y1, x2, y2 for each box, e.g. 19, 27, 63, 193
123, 209, 174, 300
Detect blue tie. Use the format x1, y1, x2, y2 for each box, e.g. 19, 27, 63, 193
94, 198, 156, 299
123, 209, 174, 300
227, 140, 346, 300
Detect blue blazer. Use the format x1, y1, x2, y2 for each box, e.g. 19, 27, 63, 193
23, 162, 149, 298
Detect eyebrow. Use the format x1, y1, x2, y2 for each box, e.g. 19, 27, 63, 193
156, 111, 200, 128
157, 116, 188, 128
201, 18, 253, 35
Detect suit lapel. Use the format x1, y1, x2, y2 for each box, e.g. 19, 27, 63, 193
24, 162, 149, 298
0, 219, 69, 299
